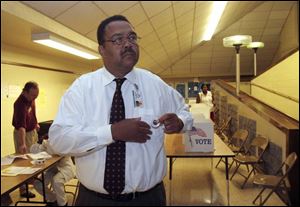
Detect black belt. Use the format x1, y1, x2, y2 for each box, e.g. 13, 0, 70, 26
81, 182, 163, 201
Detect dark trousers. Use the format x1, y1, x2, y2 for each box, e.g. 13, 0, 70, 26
75, 182, 166, 206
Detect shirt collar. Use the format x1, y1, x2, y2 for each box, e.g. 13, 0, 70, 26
102, 67, 138, 87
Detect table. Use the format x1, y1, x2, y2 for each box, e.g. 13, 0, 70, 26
1, 155, 63, 205
164, 133, 235, 205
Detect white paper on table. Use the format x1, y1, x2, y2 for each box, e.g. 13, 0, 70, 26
1, 154, 28, 166
27, 151, 52, 160
1, 166, 30, 176
21, 167, 42, 174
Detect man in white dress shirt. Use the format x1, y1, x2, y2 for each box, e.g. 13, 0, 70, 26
49, 15, 193, 206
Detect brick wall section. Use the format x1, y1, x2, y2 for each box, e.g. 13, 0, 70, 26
213, 90, 221, 127
263, 142, 282, 174
228, 103, 238, 137
239, 115, 282, 174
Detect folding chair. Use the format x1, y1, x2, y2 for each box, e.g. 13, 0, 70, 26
215, 129, 249, 169
65, 156, 79, 206
65, 178, 80, 206
215, 116, 232, 140
252, 152, 297, 206
230, 135, 269, 189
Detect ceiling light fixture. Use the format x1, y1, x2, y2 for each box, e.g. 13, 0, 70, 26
202, 1, 228, 41
247, 42, 264, 76
32, 33, 100, 60
223, 35, 252, 96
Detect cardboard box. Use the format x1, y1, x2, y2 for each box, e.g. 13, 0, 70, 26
184, 119, 214, 152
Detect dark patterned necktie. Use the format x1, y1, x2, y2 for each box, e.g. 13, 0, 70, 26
103, 78, 126, 197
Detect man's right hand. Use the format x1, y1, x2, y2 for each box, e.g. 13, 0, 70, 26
111, 118, 152, 143
19, 144, 27, 154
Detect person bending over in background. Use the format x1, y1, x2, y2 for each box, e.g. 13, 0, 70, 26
30, 135, 75, 206
12, 81, 39, 198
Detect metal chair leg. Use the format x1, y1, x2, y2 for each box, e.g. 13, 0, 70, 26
230, 163, 241, 180
241, 168, 255, 189
253, 187, 267, 205
215, 157, 223, 168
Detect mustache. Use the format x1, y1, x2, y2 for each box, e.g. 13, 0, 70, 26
121, 48, 136, 57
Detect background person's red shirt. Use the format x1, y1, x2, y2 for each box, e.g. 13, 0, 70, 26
12, 94, 37, 132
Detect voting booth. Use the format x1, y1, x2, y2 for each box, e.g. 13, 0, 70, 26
184, 102, 214, 152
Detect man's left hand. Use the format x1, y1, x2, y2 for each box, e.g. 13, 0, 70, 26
158, 113, 183, 134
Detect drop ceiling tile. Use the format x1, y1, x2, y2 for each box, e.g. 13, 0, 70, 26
143, 43, 163, 54
55, 1, 106, 35
253, 2, 273, 12
269, 10, 290, 20
21, 1, 79, 18
156, 21, 176, 39
135, 20, 154, 38
173, 1, 195, 18
240, 20, 266, 29
94, 1, 138, 16
159, 68, 172, 76
260, 34, 280, 42
167, 52, 181, 62
141, 1, 172, 18
261, 42, 279, 50
212, 51, 234, 58
238, 28, 263, 36
86, 27, 98, 42
122, 3, 147, 27
191, 63, 210, 70
243, 11, 269, 21
163, 39, 180, 50
195, 2, 211, 19
179, 38, 192, 48
178, 31, 193, 41
150, 8, 173, 30
265, 19, 285, 28
212, 57, 232, 63
191, 51, 205, 58
263, 27, 282, 36
211, 63, 231, 70
175, 11, 194, 28
272, 1, 295, 10
191, 58, 211, 64
160, 32, 177, 45
139, 32, 159, 46
177, 22, 193, 34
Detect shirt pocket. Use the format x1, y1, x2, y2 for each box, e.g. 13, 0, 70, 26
138, 109, 164, 143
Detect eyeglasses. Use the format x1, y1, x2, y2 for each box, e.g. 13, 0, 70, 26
104, 33, 141, 46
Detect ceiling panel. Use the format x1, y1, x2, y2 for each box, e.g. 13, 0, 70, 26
150, 8, 173, 30
135, 20, 154, 38
21, 1, 79, 18
55, 1, 106, 35
140, 1, 172, 18
2, 1, 297, 78
121, 3, 147, 27
173, 1, 195, 18
93, 1, 138, 16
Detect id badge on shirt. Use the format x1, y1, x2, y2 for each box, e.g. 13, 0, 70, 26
132, 83, 143, 108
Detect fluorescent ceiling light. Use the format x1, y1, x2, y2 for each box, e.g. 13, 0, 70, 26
223, 35, 252, 47
202, 1, 228, 41
32, 33, 100, 60
247, 42, 264, 49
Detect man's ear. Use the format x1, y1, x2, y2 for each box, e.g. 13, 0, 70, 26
98, 45, 105, 57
